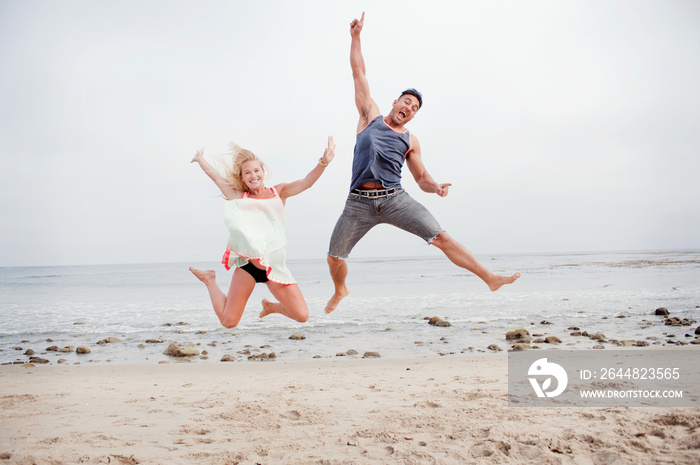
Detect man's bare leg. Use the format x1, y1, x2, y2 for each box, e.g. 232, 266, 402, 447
325, 255, 350, 313
430, 232, 520, 291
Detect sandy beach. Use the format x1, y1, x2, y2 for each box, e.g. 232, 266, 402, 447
2, 352, 699, 465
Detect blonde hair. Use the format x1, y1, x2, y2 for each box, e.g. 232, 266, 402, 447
222, 142, 270, 192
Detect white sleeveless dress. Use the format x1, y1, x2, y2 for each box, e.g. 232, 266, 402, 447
221, 187, 295, 285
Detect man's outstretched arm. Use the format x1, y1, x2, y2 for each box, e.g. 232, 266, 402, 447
406, 136, 452, 197
350, 12, 379, 130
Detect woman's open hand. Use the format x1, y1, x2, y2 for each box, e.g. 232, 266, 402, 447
191, 148, 204, 164
321, 136, 335, 165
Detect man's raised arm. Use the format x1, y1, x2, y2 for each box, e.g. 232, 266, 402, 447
350, 12, 379, 129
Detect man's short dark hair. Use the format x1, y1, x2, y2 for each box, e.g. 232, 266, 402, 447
399, 88, 423, 109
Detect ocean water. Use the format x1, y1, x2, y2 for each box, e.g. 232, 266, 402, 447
1, 250, 698, 365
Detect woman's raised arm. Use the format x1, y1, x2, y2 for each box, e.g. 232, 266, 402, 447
276, 136, 335, 201
191, 148, 240, 199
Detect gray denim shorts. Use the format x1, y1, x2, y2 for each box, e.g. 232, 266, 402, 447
328, 189, 444, 259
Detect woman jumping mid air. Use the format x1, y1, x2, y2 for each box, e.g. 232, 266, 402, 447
190, 137, 335, 328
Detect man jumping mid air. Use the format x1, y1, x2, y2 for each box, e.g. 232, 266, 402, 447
325, 12, 520, 314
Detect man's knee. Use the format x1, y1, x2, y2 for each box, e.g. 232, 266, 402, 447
327, 254, 345, 266
430, 231, 451, 249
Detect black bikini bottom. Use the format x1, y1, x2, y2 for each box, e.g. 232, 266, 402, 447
240, 262, 269, 283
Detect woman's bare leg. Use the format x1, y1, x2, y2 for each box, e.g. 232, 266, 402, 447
259, 282, 309, 323
190, 267, 255, 328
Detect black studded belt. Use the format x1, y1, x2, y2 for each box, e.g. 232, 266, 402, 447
351, 188, 398, 198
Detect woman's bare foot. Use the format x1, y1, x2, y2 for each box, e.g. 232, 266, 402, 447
488, 272, 521, 291
259, 298, 275, 318
189, 267, 216, 284
324, 288, 349, 314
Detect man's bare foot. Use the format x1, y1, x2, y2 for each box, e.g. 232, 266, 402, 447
259, 298, 275, 318
190, 267, 215, 284
324, 288, 349, 314
488, 272, 521, 291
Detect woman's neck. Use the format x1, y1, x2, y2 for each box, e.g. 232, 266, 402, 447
246, 185, 267, 197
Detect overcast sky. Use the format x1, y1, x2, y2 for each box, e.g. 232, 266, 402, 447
1, 0, 698, 267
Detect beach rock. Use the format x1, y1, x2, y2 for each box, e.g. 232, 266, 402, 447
505, 329, 531, 343
0, 452, 11, 460
655, 307, 669, 316
696, 326, 700, 335
509, 344, 532, 351
487, 344, 502, 352
617, 340, 637, 347
570, 331, 582, 336
589, 332, 606, 342
635, 341, 650, 347
664, 317, 687, 326
220, 354, 236, 362
46, 345, 59, 352
97, 337, 122, 345
248, 352, 275, 361
29, 357, 49, 364
533, 338, 545, 344
145, 339, 163, 344
24, 349, 35, 356
592, 344, 605, 349
337, 349, 359, 356
690, 339, 700, 345
568, 326, 580, 331
57, 346, 72, 353
289, 333, 306, 340
76, 346, 91, 354
428, 316, 452, 327
177, 346, 200, 357
544, 336, 562, 344
162, 343, 200, 357
363, 351, 381, 358
540, 320, 553, 325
